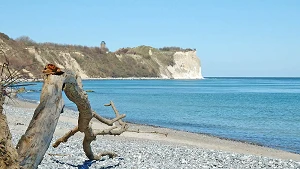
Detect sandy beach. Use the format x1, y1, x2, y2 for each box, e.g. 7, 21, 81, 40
4, 98, 300, 168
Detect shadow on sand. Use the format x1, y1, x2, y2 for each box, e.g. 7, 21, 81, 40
52, 157, 124, 169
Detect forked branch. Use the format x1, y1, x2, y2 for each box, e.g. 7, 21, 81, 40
53, 103, 128, 149
52, 71, 128, 160
92, 111, 125, 126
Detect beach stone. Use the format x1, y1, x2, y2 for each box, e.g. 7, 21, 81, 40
4, 105, 300, 169
181, 158, 187, 164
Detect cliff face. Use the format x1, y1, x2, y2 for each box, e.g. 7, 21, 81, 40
26, 48, 89, 78
163, 51, 203, 79
0, 33, 203, 79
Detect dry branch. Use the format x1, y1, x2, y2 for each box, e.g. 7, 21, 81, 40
53, 103, 128, 150
62, 71, 128, 159
0, 59, 166, 168
52, 126, 79, 148
105, 101, 127, 126
15, 70, 129, 167
0, 50, 22, 169
92, 111, 125, 126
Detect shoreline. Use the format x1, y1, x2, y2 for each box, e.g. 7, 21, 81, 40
18, 97, 298, 155
26, 77, 205, 82
5, 98, 300, 162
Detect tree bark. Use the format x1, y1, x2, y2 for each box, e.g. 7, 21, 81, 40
17, 75, 65, 169
0, 95, 19, 169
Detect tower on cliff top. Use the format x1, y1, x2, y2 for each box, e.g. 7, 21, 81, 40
100, 41, 106, 49
100, 41, 108, 53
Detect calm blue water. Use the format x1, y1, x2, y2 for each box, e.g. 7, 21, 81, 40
19, 78, 300, 154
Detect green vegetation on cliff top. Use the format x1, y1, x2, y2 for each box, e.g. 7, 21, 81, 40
0, 33, 195, 79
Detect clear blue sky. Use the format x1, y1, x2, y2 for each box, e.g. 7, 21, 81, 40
1, 0, 299, 77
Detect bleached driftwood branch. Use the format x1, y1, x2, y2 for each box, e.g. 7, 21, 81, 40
52, 126, 79, 148
53, 103, 128, 147
16, 70, 127, 168
14, 68, 167, 168
53, 101, 128, 158
59, 72, 128, 160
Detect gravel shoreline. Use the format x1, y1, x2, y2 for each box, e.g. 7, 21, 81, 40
4, 103, 300, 169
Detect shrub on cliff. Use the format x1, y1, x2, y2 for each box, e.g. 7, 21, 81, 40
0, 32, 10, 40
159, 46, 195, 52
15, 36, 37, 46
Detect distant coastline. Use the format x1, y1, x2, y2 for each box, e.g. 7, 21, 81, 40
24, 76, 205, 82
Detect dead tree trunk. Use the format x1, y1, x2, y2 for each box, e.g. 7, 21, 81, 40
16, 70, 127, 168
0, 94, 19, 169
0, 51, 21, 169
17, 75, 65, 168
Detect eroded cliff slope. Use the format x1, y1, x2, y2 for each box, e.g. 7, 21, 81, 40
0, 33, 203, 79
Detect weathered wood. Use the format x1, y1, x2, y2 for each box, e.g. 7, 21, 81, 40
52, 126, 79, 148
63, 71, 93, 132
105, 101, 127, 127
0, 96, 19, 169
0, 51, 20, 168
17, 75, 65, 169
61, 71, 127, 159
10, 69, 128, 168
92, 111, 126, 126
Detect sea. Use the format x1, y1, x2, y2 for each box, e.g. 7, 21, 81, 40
18, 77, 300, 154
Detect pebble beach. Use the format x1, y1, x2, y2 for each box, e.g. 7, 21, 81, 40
4, 99, 300, 169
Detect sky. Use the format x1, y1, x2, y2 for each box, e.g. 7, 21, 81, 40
0, 0, 299, 77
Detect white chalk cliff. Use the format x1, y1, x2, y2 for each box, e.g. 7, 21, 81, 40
160, 51, 203, 79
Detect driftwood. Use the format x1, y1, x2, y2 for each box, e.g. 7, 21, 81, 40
16, 75, 65, 168
16, 70, 127, 168
0, 57, 166, 168
0, 95, 19, 169
0, 51, 21, 169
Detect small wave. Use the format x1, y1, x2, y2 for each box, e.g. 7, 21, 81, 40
18, 98, 40, 104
